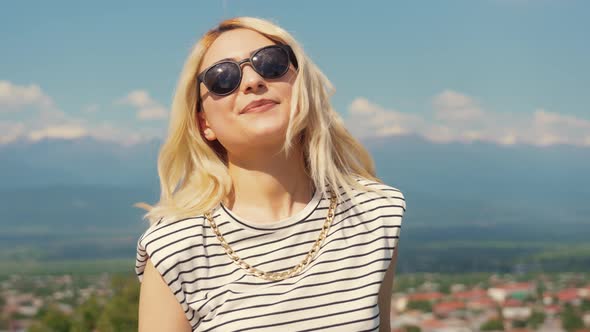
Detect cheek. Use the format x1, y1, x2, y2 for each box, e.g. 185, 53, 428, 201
201, 99, 236, 133
202, 95, 233, 113
278, 84, 293, 109
201, 94, 237, 121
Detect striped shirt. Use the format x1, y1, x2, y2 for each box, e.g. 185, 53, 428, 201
135, 178, 406, 331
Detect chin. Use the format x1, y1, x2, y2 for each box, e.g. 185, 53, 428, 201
251, 124, 288, 140
244, 109, 290, 134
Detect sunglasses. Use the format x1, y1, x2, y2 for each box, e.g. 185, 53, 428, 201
197, 44, 298, 98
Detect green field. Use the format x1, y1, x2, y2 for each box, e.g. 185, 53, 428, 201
0, 258, 134, 278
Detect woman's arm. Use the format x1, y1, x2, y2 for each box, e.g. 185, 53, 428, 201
378, 246, 399, 332
138, 258, 192, 332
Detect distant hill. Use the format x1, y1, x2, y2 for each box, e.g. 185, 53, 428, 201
2, 134, 589, 198
2, 134, 589, 230
1, 135, 589, 273
0, 137, 160, 189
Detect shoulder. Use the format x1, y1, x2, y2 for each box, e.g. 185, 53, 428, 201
347, 177, 407, 252
349, 175, 406, 213
138, 215, 204, 252
135, 214, 208, 282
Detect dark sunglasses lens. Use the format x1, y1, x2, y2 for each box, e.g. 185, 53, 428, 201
203, 62, 241, 95
252, 46, 290, 78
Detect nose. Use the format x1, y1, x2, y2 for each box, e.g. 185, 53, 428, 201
239, 63, 266, 94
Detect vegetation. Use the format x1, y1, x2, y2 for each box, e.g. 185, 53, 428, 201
480, 318, 504, 331
0, 259, 133, 277
527, 311, 545, 330
393, 272, 491, 292
0, 318, 8, 330
406, 300, 432, 312
29, 304, 72, 332
512, 319, 527, 328
560, 303, 584, 332
26, 274, 139, 332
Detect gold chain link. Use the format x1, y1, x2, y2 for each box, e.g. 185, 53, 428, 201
204, 189, 337, 281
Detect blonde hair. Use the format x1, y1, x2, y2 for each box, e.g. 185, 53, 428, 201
134, 16, 387, 226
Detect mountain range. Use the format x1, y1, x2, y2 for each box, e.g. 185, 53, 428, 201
1, 135, 588, 273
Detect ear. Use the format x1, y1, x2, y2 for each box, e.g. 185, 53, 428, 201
197, 109, 217, 141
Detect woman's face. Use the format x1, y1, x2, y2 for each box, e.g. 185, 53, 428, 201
197, 28, 298, 156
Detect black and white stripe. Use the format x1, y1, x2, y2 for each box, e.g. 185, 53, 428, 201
135, 177, 406, 331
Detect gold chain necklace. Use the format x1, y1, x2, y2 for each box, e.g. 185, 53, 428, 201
204, 189, 337, 281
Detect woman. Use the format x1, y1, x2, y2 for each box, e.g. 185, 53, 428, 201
135, 16, 406, 332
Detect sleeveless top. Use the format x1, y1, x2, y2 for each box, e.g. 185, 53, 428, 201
135, 177, 406, 331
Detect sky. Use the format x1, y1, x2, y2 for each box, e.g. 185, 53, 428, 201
1, 0, 588, 147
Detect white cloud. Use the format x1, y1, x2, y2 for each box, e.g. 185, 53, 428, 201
346, 90, 590, 148
530, 109, 590, 147
28, 124, 88, 142
90, 122, 163, 146
0, 121, 25, 144
432, 89, 485, 123
4, 78, 585, 149
0, 80, 57, 112
347, 98, 424, 139
116, 90, 168, 120
0, 80, 166, 146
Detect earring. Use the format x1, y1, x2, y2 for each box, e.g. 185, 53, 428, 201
204, 129, 214, 140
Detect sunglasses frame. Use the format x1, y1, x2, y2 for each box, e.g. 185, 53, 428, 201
196, 44, 298, 98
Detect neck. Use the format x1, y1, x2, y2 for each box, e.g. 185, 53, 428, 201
224, 144, 314, 224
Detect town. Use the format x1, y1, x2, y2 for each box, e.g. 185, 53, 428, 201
1, 272, 589, 331
390, 273, 590, 331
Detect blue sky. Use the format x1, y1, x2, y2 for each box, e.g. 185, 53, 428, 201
1, 0, 588, 147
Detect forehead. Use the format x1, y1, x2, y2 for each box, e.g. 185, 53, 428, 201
199, 28, 276, 72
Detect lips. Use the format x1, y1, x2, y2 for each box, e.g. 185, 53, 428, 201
241, 99, 278, 114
